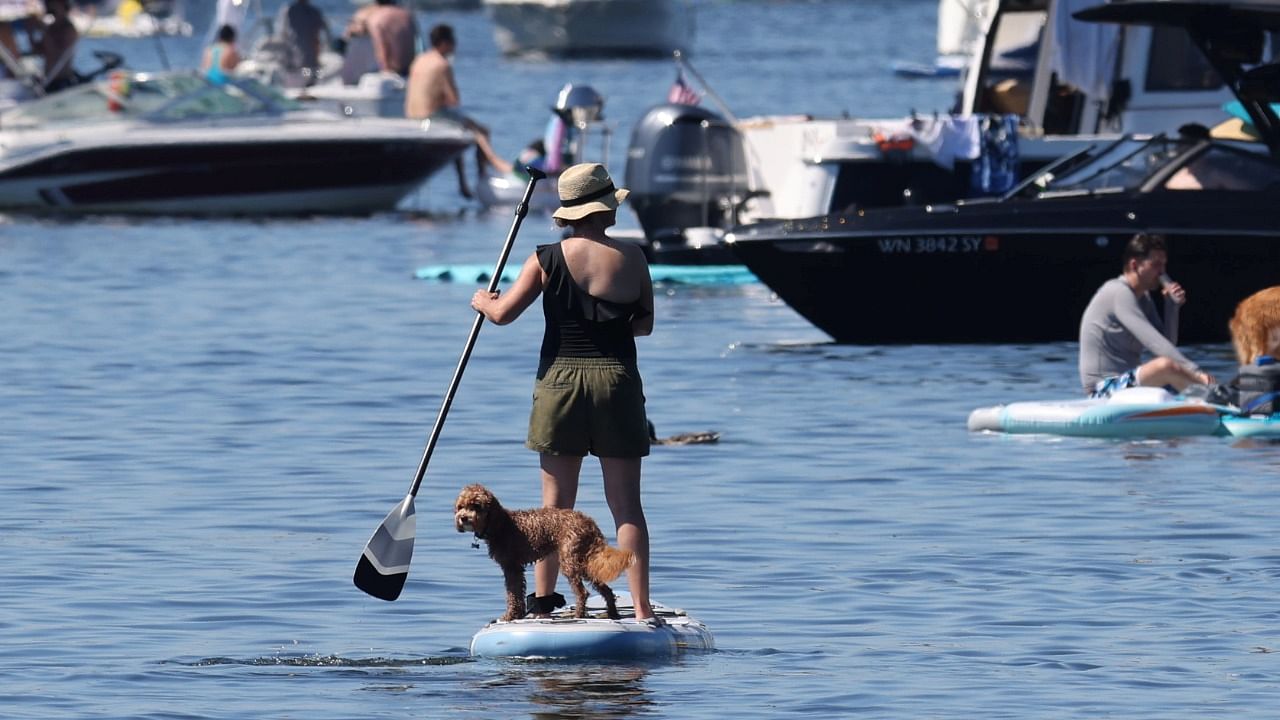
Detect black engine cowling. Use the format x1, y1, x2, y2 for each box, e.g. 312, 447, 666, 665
624, 103, 750, 243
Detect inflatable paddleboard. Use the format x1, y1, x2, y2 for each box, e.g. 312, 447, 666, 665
967, 387, 1224, 438
1220, 414, 1280, 438
470, 594, 714, 659
415, 263, 756, 286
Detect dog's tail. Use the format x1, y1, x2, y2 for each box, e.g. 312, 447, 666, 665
587, 545, 635, 583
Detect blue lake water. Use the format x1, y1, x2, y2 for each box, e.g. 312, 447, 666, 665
3, 1, 1280, 718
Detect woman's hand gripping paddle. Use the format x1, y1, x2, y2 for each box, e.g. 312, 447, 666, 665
354, 168, 547, 601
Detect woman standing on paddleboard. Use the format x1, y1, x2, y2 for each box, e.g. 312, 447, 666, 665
471, 163, 657, 621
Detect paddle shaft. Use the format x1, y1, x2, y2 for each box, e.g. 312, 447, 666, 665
407, 168, 545, 498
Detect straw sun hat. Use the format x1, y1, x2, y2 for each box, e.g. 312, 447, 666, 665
552, 163, 630, 222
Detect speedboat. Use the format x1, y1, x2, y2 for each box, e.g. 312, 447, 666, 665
623, 0, 1243, 263
724, 0, 1280, 344
481, 0, 694, 57
0, 71, 473, 215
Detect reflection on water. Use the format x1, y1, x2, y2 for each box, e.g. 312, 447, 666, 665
485, 664, 654, 719
185, 655, 470, 668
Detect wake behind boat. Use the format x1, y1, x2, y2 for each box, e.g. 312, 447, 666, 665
0, 71, 473, 215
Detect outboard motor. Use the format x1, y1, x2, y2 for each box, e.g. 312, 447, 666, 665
624, 103, 750, 247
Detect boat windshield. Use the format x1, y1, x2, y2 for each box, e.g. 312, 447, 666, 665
1037, 136, 1186, 194
1161, 143, 1280, 191
1, 73, 304, 129
1032, 135, 1280, 195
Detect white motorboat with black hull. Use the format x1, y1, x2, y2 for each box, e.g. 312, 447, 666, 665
726, 0, 1280, 344
623, 0, 1243, 263
0, 72, 473, 215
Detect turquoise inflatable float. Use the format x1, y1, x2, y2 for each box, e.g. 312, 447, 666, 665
415, 263, 757, 286
967, 386, 1280, 438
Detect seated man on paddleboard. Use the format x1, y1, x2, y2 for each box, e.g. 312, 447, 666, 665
1078, 233, 1214, 397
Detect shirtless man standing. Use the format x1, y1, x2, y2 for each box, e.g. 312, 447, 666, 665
406, 24, 512, 183
361, 0, 416, 77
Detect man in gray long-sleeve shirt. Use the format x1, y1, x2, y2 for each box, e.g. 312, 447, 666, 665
1078, 233, 1214, 396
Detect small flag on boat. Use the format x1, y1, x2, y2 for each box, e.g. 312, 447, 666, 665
667, 70, 701, 106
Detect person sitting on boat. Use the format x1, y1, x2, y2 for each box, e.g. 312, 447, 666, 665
274, 0, 330, 82
1078, 232, 1214, 397
405, 24, 512, 186
28, 0, 78, 92
201, 24, 240, 86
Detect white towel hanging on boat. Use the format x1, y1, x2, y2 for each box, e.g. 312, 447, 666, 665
912, 115, 981, 170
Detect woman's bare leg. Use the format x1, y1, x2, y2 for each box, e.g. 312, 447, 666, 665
534, 453, 581, 608
600, 456, 652, 619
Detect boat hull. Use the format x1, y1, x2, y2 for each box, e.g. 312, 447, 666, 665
0, 136, 469, 215
726, 192, 1280, 344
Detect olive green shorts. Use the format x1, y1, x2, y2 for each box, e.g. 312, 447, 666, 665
526, 357, 650, 458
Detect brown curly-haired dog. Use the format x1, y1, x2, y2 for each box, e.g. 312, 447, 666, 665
1229, 286, 1280, 364
454, 484, 634, 622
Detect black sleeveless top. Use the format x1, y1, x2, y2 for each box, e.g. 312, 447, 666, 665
537, 242, 649, 361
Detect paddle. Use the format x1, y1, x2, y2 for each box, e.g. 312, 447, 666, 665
354, 167, 548, 601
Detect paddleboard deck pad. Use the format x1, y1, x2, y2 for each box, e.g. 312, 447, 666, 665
470, 594, 713, 659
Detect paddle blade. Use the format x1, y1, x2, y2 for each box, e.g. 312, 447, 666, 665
353, 494, 416, 601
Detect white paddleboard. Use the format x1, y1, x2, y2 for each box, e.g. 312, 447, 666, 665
470, 593, 714, 659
